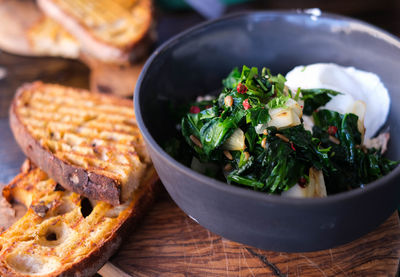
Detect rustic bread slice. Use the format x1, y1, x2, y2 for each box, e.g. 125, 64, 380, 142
0, 0, 78, 58
10, 82, 151, 205
0, 0, 42, 56
0, 159, 158, 277
37, 0, 154, 64
27, 16, 80, 59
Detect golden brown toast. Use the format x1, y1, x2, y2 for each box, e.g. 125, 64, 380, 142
27, 16, 80, 59
10, 82, 151, 205
37, 0, 154, 63
0, 160, 158, 277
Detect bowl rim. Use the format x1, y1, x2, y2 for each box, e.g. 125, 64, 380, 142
135, 10, 400, 206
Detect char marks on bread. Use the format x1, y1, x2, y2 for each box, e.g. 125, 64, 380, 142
10, 82, 151, 205
0, 160, 158, 277
37, 0, 154, 63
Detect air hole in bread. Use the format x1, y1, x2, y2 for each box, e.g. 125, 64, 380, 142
54, 183, 65, 192
81, 197, 93, 218
45, 231, 58, 241
38, 223, 70, 247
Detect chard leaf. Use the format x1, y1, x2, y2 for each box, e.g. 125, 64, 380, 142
198, 106, 219, 120
227, 174, 264, 189
243, 67, 265, 97
313, 109, 399, 193
177, 65, 399, 196
339, 113, 361, 164
200, 117, 237, 156
238, 151, 251, 168
268, 74, 286, 96
279, 125, 334, 172
261, 137, 306, 193
267, 95, 290, 109
301, 89, 341, 115
222, 67, 241, 88
182, 113, 202, 139
245, 127, 258, 152
245, 107, 270, 127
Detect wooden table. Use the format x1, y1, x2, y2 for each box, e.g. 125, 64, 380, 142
1, 4, 400, 275
1, 49, 400, 277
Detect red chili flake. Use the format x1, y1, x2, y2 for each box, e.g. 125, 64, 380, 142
205, 105, 213, 109
237, 83, 248, 94
298, 177, 307, 188
327, 125, 338, 136
243, 99, 251, 110
300, 105, 303, 109
290, 142, 296, 151
190, 106, 200, 114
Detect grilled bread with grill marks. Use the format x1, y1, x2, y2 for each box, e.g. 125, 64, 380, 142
27, 16, 80, 59
10, 82, 151, 205
0, 160, 158, 277
37, 0, 154, 64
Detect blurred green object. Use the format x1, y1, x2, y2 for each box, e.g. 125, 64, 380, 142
157, 0, 253, 10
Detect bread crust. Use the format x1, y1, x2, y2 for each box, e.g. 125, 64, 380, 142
37, 0, 155, 64
0, 162, 159, 277
9, 82, 142, 205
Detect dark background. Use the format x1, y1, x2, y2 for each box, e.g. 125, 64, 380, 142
156, 0, 400, 43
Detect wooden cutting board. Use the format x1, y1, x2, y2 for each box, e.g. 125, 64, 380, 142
0, 50, 399, 277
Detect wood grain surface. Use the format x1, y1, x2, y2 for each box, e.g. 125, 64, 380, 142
109, 190, 400, 277
1, 2, 400, 275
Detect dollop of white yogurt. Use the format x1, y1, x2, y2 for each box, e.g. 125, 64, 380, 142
285, 63, 390, 139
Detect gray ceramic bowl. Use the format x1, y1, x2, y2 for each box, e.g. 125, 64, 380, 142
135, 11, 400, 252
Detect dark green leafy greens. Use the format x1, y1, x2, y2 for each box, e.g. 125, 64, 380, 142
168, 65, 399, 195
312, 109, 398, 193
301, 89, 341, 115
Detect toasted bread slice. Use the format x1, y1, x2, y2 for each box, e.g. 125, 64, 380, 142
37, 0, 154, 64
27, 16, 80, 59
10, 82, 151, 205
0, 0, 42, 56
0, 160, 158, 277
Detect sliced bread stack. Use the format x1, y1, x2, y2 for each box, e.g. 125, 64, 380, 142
0, 0, 154, 96
35, 0, 154, 64
0, 82, 158, 277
